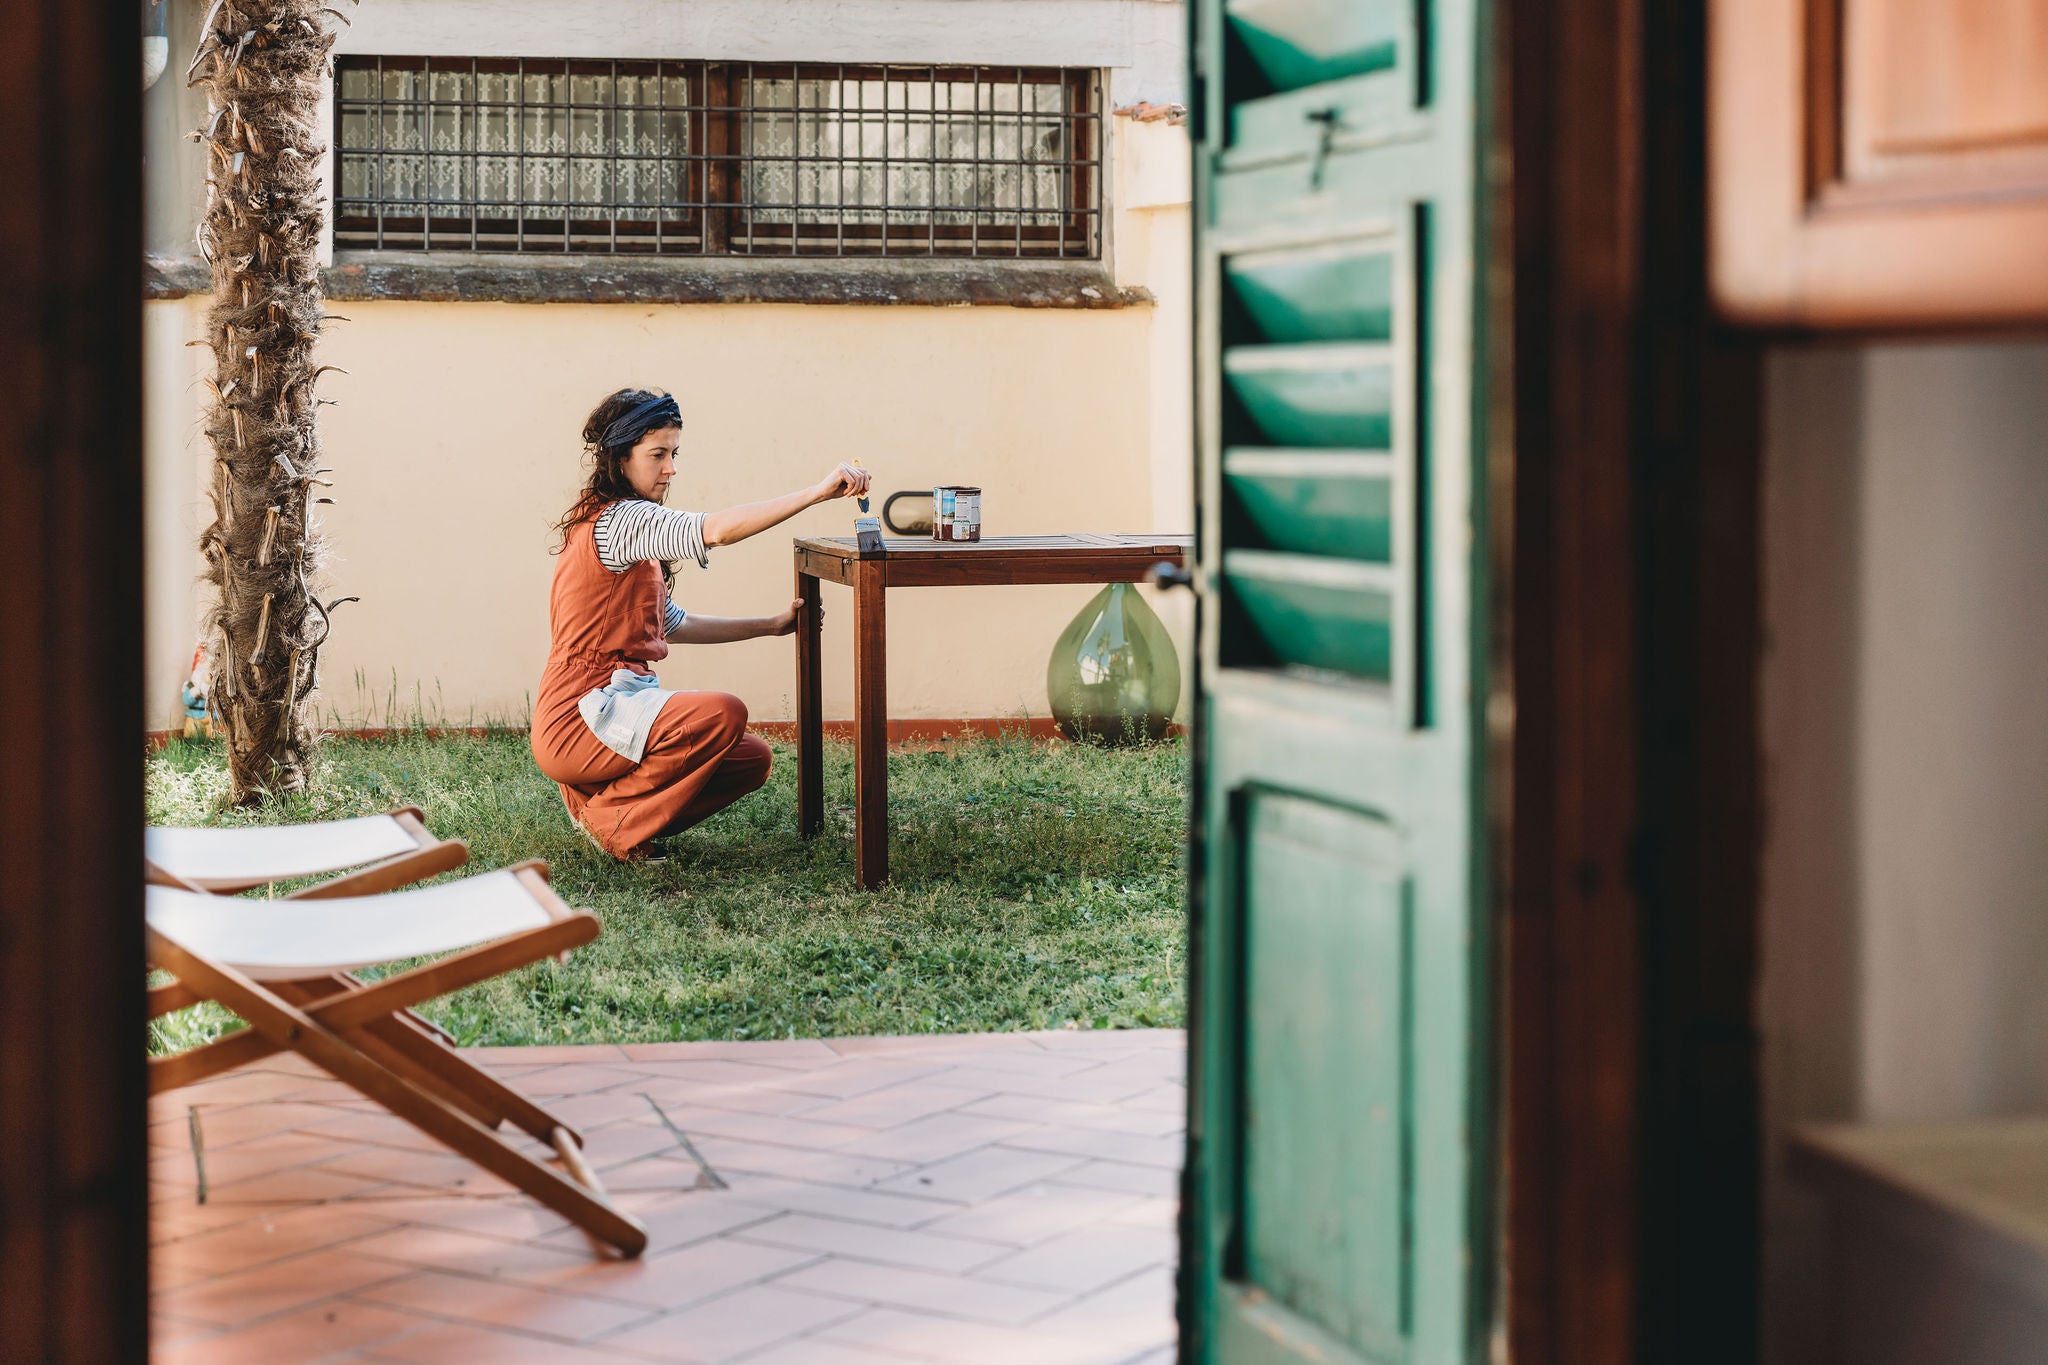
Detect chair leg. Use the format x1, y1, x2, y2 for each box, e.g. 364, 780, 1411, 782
432, 1104, 647, 1257
150, 970, 451, 1043
327, 973, 459, 1052
351, 1015, 577, 1144
317, 1047, 647, 1256
151, 1027, 276, 1094
348, 1023, 506, 1130
152, 976, 555, 1135
311, 1019, 626, 1244
404, 1008, 458, 1047
150, 976, 409, 1098
146, 931, 648, 1257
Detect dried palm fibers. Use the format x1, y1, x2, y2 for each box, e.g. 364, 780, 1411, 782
190, 1, 356, 802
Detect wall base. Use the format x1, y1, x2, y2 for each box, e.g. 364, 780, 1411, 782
146, 716, 1188, 751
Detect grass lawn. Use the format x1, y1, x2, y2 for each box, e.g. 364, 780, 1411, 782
147, 729, 1187, 1049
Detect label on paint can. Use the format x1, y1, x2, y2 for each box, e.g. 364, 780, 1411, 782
933, 486, 981, 541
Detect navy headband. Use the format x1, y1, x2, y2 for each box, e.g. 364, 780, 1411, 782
599, 394, 682, 450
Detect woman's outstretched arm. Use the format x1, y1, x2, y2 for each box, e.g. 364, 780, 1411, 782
667, 599, 805, 644
702, 462, 871, 548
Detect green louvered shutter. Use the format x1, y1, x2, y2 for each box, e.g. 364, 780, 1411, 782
1181, 1, 1492, 1362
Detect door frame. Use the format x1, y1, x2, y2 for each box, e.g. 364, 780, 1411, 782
1176, 0, 1765, 1360
0, 1, 1771, 1360
0, 3, 150, 1361
1494, 1, 1762, 1363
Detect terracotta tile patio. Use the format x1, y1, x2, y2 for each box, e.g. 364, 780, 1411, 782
150, 1030, 1184, 1364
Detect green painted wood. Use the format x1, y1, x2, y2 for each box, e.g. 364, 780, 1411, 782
1216, 1282, 1388, 1365
1224, 551, 1395, 681
1242, 794, 1410, 1352
1185, 0, 1490, 1361
1224, 344, 1394, 449
1224, 450, 1394, 561
1227, 70, 1413, 160
1223, 0, 1402, 96
1226, 243, 1396, 343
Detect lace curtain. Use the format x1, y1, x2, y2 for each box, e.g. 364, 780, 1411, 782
337, 64, 692, 229
742, 76, 1073, 231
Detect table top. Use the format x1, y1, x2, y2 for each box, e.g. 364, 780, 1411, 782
795, 532, 1192, 562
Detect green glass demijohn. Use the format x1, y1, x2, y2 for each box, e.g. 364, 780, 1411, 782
1047, 583, 1181, 744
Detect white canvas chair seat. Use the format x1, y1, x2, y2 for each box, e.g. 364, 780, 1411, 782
145, 859, 647, 1257
145, 806, 466, 896
147, 869, 555, 980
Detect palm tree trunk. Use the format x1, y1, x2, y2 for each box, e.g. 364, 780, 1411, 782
190, 1, 355, 803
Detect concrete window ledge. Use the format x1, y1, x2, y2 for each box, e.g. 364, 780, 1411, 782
146, 253, 1152, 309
145, 256, 212, 298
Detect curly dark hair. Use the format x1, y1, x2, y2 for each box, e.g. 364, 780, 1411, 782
552, 387, 683, 577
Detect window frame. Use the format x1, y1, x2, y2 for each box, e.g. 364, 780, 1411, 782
331, 56, 1105, 262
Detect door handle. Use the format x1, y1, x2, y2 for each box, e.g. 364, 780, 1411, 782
1306, 106, 1346, 190
1148, 561, 1196, 591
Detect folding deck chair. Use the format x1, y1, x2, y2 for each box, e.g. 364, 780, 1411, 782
146, 806, 468, 897
146, 860, 649, 1257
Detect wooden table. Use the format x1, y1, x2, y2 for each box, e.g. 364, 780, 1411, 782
794, 533, 1193, 888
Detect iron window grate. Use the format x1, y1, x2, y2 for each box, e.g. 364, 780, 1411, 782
333, 57, 1102, 258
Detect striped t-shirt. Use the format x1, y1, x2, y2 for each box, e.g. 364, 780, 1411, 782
593, 500, 709, 638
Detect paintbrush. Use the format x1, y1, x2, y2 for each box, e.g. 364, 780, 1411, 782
849, 460, 882, 552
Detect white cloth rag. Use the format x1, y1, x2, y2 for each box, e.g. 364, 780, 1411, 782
578, 669, 675, 762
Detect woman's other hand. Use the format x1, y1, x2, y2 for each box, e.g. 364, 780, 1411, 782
814, 461, 872, 503
671, 601, 818, 644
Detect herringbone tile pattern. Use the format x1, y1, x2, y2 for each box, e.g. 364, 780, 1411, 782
150, 1031, 1184, 1364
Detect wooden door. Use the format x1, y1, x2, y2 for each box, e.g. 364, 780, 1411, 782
1711, 0, 2048, 327
0, 0, 150, 1359
1181, 1, 1491, 1362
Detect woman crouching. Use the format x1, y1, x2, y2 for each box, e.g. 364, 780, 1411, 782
532, 387, 869, 860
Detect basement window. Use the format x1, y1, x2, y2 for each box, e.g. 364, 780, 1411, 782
333, 57, 1103, 259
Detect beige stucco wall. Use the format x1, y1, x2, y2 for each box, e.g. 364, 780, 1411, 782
143, 297, 211, 730
144, 289, 1185, 729
143, 0, 1192, 732
1759, 339, 2048, 1365
1117, 118, 1194, 723
143, 131, 1192, 732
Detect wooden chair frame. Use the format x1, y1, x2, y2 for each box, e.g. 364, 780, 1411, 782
145, 859, 648, 1257
149, 806, 472, 1049
152, 805, 470, 896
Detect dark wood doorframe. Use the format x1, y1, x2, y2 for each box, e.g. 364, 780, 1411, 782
0, 0, 1774, 1359
0, 4, 150, 1362
1495, 1, 1763, 1362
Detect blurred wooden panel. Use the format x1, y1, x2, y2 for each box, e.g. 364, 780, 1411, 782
1869, 0, 2048, 152
1836, 0, 2048, 198
1711, 0, 2048, 328
0, 0, 148, 1361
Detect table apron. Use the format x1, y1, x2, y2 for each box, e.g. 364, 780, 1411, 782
795, 548, 856, 586
878, 554, 1182, 589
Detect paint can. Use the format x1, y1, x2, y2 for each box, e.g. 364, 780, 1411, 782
933, 486, 982, 542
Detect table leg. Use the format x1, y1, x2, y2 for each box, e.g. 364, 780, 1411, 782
795, 568, 823, 838
853, 560, 888, 889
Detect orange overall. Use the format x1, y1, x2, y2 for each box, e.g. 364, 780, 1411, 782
530, 514, 771, 859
